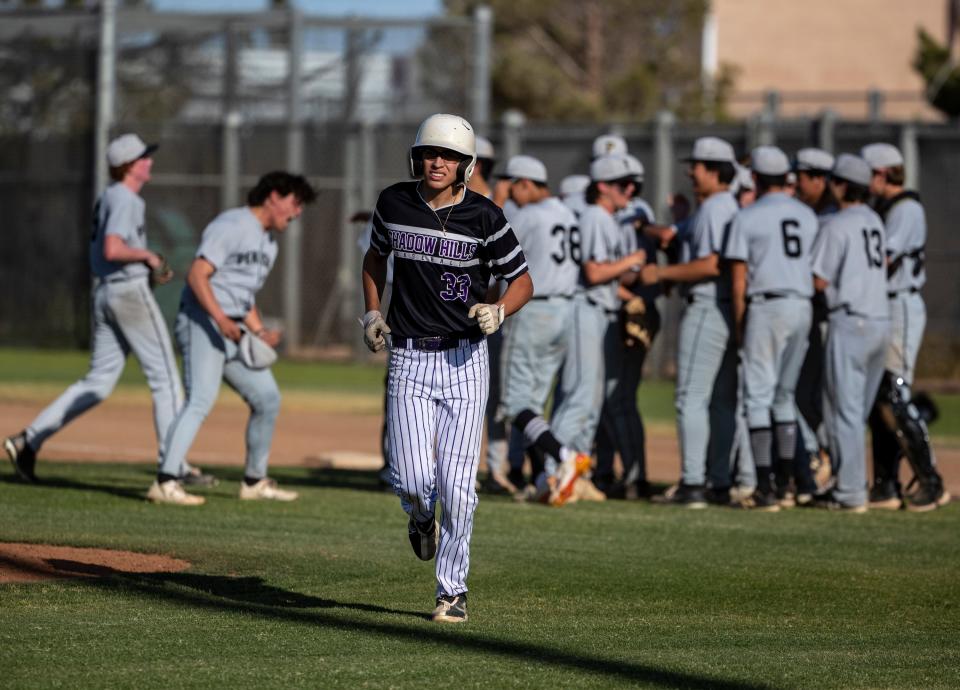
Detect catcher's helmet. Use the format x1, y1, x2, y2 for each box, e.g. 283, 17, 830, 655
409, 113, 477, 185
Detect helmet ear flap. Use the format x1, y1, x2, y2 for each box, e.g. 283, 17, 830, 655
457, 159, 469, 183
410, 151, 424, 179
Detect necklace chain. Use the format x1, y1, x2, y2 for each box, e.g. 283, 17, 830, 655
419, 182, 460, 234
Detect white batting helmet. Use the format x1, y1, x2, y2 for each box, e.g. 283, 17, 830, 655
409, 113, 477, 184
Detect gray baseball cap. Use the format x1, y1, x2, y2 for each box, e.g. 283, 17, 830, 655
750, 146, 790, 175
625, 154, 645, 181
476, 136, 495, 160
795, 148, 835, 173
732, 163, 755, 193
590, 154, 634, 182
501, 155, 547, 184
560, 174, 590, 197
106, 133, 157, 167
682, 136, 735, 163
832, 153, 872, 187
592, 134, 628, 158
861, 142, 904, 169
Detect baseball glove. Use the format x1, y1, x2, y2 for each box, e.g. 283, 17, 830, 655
150, 254, 174, 287
621, 296, 652, 349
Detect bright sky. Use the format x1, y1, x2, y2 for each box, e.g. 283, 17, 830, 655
152, 0, 444, 17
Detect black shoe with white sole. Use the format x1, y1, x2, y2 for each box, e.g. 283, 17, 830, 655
4, 432, 37, 483
408, 517, 438, 561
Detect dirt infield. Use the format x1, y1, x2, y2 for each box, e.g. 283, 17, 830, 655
1, 396, 957, 495
0, 542, 190, 583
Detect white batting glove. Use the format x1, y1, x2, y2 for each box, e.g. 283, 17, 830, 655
468, 303, 505, 336
360, 310, 391, 352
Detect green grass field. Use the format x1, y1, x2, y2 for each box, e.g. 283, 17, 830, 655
1, 348, 959, 688
1, 462, 958, 689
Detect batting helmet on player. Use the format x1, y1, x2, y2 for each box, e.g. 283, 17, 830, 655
409, 113, 477, 185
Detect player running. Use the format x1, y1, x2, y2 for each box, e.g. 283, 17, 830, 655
360, 114, 532, 623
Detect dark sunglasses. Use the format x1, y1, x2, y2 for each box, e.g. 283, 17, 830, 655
420, 147, 464, 163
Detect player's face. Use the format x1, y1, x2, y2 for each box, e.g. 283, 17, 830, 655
420, 147, 463, 190
267, 192, 304, 232
869, 168, 886, 196
509, 179, 537, 206
605, 179, 634, 210
796, 171, 825, 205
130, 156, 153, 183
688, 161, 715, 197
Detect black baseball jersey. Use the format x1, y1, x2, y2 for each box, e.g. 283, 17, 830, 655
370, 181, 528, 338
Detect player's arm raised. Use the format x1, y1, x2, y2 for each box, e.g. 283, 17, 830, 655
186, 257, 242, 342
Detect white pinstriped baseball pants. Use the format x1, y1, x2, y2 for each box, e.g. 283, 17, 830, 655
386, 338, 488, 598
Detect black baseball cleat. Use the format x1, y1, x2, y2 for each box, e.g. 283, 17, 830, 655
905, 481, 951, 513
4, 432, 38, 483
179, 466, 219, 487
408, 516, 438, 561
432, 592, 468, 623
813, 491, 867, 513
652, 483, 708, 509
706, 486, 731, 506
868, 479, 902, 510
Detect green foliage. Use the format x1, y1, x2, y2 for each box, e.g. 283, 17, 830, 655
1, 461, 959, 688
432, 0, 732, 122
913, 28, 960, 118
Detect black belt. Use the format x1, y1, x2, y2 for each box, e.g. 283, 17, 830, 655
392, 334, 483, 351
584, 297, 618, 315
887, 287, 920, 298
531, 294, 573, 301
686, 294, 731, 305
97, 274, 142, 285
748, 292, 801, 303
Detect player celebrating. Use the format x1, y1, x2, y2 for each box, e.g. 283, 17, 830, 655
3, 134, 200, 485
724, 147, 819, 511
148, 171, 316, 505
861, 143, 949, 511
360, 114, 532, 624
810, 154, 890, 512
495, 155, 590, 505
641, 137, 740, 508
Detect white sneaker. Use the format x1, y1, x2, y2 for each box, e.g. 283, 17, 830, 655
147, 479, 205, 506
239, 478, 299, 502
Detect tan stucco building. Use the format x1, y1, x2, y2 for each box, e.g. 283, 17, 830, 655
704, 0, 950, 120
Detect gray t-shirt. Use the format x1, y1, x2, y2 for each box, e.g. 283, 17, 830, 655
724, 192, 818, 298
811, 204, 889, 319
510, 197, 580, 298
579, 204, 627, 312
184, 207, 278, 319
682, 190, 738, 299
89, 183, 149, 281
884, 196, 926, 292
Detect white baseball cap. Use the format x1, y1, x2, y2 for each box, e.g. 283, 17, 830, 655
476, 136, 495, 160
590, 154, 633, 182
795, 148, 835, 173
592, 134, 628, 158
683, 136, 735, 163
625, 154, 645, 181
501, 155, 547, 184
860, 142, 904, 169
106, 133, 157, 167
732, 163, 755, 193
560, 174, 590, 197
832, 154, 872, 187
750, 146, 790, 176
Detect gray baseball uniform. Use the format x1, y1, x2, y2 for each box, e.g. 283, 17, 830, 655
22, 182, 183, 462
882, 193, 926, 384
812, 204, 890, 507
159, 207, 282, 480
725, 192, 818, 479
675, 190, 739, 489
551, 203, 625, 453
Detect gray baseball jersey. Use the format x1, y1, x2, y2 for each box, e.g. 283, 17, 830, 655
617, 198, 659, 300
811, 205, 889, 319
510, 197, 580, 298
563, 192, 587, 219
724, 192, 818, 297
185, 207, 278, 318
682, 190, 739, 299
884, 195, 926, 293
579, 204, 626, 312
90, 183, 150, 281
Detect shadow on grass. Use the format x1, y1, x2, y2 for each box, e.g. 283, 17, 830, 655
54, 561, 769, 689
0, 474, 145, 501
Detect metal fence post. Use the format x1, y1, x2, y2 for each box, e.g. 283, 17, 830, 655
470, 5, 492, 133
817, 109, 837, 153
900, 122, 919, 191
220, 110, 241, 209
502, 109, 525, 161
284, 6, 305, 351
653, 110, 675, 226
868, 89, 885, 123
93, 0, 117, 198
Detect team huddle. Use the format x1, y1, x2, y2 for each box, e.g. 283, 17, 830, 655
3, 114, 950, 625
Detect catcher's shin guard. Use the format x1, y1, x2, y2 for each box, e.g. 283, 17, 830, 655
875, 372, 943, 489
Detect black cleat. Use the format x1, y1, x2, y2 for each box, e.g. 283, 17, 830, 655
179, 466, 219, 487
432, 592, 468, 623
4, 432, 37, 483
905, 481, 951, 513
408, 516, 438, 561
868, 479, 902, 510
706, 486, 731, 506
652, 483, 708, 509
813, 491, 867, 513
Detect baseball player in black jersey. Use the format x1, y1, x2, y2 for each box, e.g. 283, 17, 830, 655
360, 114, 532, 623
